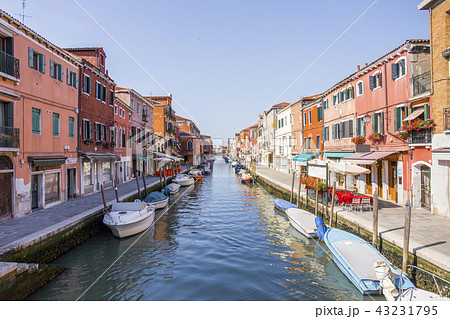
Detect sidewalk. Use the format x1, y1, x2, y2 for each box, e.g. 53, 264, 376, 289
255, 165, 450, 273
0, 172, 173, 259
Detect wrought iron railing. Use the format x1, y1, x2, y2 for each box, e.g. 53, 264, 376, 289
0, 50, 20, 79
410, 71, 431, 97
444, 108, 450, 132
0, 126, 20, 149
408, 128, 432, 144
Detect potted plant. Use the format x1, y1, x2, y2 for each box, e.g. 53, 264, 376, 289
351, 135, 366, 145
102, 140, 110, 148
83, 138, 93, 144
110, 140, 116, 147
369, 132, 384, 142
96, 140, 103, 145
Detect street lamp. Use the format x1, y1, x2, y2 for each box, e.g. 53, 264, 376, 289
363, 115, 371, 123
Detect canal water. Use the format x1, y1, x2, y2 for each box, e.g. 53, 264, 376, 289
29, 159, 364, 301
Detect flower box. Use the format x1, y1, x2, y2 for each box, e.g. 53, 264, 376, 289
351, 135, 366, 145
369, 133, 384, 143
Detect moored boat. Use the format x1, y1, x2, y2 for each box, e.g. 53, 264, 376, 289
231, 161, 237, 167
285, 207, 318, 238
144, 191, 169, 209
163, 182, 181, 195
316, 218, 415, 295
173, 174, 195, 186
189, 168, 203, 181
240, 172, 253, 184
273, 198, 298, 213
103, 202, 155, 238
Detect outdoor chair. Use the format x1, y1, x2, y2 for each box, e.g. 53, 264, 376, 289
360, 197, 372, 212
346, 197, 360, 211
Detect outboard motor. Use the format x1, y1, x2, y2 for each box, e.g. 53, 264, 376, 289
315, 217, 328, 240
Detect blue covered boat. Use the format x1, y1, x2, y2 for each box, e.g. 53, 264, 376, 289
273, 198, 298, 213
144, 191, 169, 209
316, 217, 415, 295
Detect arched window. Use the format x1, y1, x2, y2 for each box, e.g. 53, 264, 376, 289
392, 57, 407, 79
356, 80, 364, 96
187, 140, 193, 150
370, 71, 382, 90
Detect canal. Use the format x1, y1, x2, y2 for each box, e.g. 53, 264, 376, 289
29, 159, 363, 301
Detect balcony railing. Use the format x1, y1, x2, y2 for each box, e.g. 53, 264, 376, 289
0, 126, 20, 149
410, 71, 431, 97
408, 128, 432, 144
444, 108, 450, 132
0, 50, 20, 80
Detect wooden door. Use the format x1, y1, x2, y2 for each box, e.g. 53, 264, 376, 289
420, 166, 431, 209
67, 169, 76, 199
366, 167, 372, 195
389, 162, 398, 203
377, 165, 382, 197
0, 173, 13, 222
31, 174, 39, 209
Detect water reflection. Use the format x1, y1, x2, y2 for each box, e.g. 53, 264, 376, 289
29, 159, 362, 301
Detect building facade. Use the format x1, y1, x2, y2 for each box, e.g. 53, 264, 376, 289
113, 97, 132, 184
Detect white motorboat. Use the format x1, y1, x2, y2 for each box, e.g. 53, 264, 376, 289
173, 174, 195, 186
164, 182, 181, 195
286, 207, 318, 238
103, 202, 155, 238
231, 161, 237, 167
144, 191, 169, 209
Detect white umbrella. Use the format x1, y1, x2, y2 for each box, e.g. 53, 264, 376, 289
329, 162, 370, 192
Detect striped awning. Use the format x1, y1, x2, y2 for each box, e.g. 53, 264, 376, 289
403, 107, 424, 122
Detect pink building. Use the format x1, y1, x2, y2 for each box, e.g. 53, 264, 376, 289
0, 10, 81, 220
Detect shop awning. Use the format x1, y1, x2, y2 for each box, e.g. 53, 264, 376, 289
324, 152, 353, 158
403, 107, 424, 122
292, 153, 317, 162
28, 156, 67, 167
262, 151, 273, 157
152, 151, 183, 162
82, 153, 120, 162
344, 151, 396, 165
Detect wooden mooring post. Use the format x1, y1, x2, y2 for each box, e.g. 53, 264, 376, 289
296, 173, 302, 207
314, 189, 319, 216
290, 171, 295, 203
142, 174, 148, 197
402, 200, 412, 271
373, 189, 379, 249
135, 172, 142, 201
159, 168, 163, 189
100, 184, 107, 210
329, 182, 336, 227
163, 167, 166, 187
114, 179, 120, 202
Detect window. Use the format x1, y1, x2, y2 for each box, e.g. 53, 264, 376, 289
333, 93, 340, 106
372, 112, 384, 134
103, 162, 111, 182
356, 117, 367, 136
332, 123, 340, 140
52, 113, 60, 136
392, 58, 407, 80
50, 60, 63, 81
357, 81, 364, 96
369, 71, 382, 90
308, 137, 311, 150
304, 137, 306, 148
28, 47, 45, 73
109, 90, 114, 106
187, 140, 193, 150
83, 119, 91, 139
323, 99, 329, 110
322, 126, 330, 142
317, 106, 323, 122
129, 114, 131, 122
32, 108, 41, 135
130, 98, 134, 110
45, 172, 60, 204
122, 129, 126, 148
82, 74, 91, 94
69, 117, 75, 138
316, 135, 320, 150
137, 102, 141, 115
308, 110, 312, 124
394, 105, 407, 132
114, 105, 118, 115
83, 162, 92, 186
95, 123, 106, 141
339, 119, 354, 138
340, 89, 346, 103
303, 112, 307, 124
67, 69, 78, 88
95, 82, 106, 102
346, 86, 354, 100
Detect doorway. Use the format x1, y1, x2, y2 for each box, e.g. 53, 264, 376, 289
31, 174, 40, 210
389, 162, 398, 203
67, 168, 76, 199
0, 172, 13, 221
420, 165, 431, 210
377, 164, 382, 197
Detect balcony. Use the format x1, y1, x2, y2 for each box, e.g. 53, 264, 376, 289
408, 128, 432, 144
0, 126, 20, 149
0, 50, 20, 80
410, 71, 431, 97
445, 108, 450, 132
142, 113, 148, 122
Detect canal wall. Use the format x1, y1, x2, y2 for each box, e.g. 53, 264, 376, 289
253, 173, 450, 297
0, 174, 177, 300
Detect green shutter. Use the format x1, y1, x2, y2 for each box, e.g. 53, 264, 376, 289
32, 108, 40, 134
424, 103, 430, 119
53, 113, 60, 136
39, 54, 45, 73
372, 114, 376, 133
356, 118, 361, 136
380, 112, 384, 134
28, 47, 34, 68
67, 70, 70, 84
394, 108, 400, 132
58, 64, 63, 81
50, 60, 55, 78
69, 117, 74, 138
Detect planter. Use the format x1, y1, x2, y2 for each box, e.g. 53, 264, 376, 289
351, 135, 366, 145
369, 133, 384, 143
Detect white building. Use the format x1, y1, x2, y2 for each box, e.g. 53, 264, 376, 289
275, 105, 294, 173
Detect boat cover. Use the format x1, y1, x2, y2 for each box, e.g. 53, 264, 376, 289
144, 191, 167, 203
111, 202, 147, 211
315, 217, 328, 240
273, 198, 298, 211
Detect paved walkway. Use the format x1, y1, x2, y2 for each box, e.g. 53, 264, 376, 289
255, 165, 450, 273
0, 170, 182, 259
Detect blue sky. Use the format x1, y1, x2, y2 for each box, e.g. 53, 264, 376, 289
2, 0, 429, 145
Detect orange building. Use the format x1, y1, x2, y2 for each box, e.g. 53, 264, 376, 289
302, 98, 324, 154
145, 95, 176, 155
0, 10, 81, 220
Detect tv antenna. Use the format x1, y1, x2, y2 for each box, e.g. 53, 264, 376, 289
16, 0, 32, 24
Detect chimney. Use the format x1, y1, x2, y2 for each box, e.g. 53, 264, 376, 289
357, 65, 360, 71
365, 62, 368, 67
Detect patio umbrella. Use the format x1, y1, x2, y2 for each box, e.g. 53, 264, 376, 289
329, 162, 370, 193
